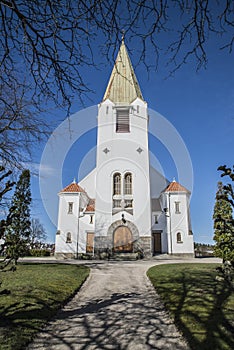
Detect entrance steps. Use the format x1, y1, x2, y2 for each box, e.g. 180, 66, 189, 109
110, 252, 139, 261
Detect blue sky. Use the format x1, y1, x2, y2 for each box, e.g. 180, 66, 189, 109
30, 30, 233, 245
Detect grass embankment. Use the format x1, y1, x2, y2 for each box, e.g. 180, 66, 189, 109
147, 263, 234, 350
0, 263, 89, 350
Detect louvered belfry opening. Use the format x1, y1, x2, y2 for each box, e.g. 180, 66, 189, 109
116, 108, 130, 133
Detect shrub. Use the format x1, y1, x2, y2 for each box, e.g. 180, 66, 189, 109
29, 249, 51, 257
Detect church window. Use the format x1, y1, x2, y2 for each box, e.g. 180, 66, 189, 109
175, 201, 180, 214
154, 215, 158, 224
68, 202, 73, 214
116, 108, 130, 133
177, 232, 182, 243
125, 199, 133, 208
137, 105, 139, 113
113, 173, 121, 195
113, 199, 121, 208
66, 232, 72, 243
124, 173, 132, 195
106, 106, 109, 114
90, 215, 94, 224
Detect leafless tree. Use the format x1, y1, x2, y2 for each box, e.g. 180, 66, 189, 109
30, 218, 47, 248
0, 0, 233, 112
0, 80, 49, 169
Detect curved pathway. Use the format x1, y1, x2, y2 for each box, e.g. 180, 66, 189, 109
27, 258, 197, 350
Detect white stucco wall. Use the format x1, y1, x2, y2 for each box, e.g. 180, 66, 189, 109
80, 168, 96, 198
55, 191, 90, 255
95, 98, 152, 239
151, 211, 168, 253
55, 193, 80, 255
150, 167, 169, 198
79, 212, 95, 253
165, 192, 194, 254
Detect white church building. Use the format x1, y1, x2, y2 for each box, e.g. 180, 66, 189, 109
55, 40, 194, 259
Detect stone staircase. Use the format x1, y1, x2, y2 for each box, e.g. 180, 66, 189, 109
110, 252, 140, 261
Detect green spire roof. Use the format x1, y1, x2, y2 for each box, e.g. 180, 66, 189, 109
103, 40, 144, 104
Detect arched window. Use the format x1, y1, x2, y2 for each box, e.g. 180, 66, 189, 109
66, 232, 72, 243
113, 173, 121, 195
124, 173, 132, 195
177, 232, 182, 243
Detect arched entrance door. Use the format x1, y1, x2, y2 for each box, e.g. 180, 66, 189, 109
113, 226, 133, 252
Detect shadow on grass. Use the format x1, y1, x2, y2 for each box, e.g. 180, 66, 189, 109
0, 290, 71, 350
0, 264, 89, 350
165, 269, 234, 350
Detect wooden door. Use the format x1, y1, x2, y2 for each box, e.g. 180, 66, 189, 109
86, 232, 94, 253
153, 232, 162, 254
113, 226, 133, 252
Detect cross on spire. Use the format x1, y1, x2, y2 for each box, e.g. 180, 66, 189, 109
121, 29, 125, 42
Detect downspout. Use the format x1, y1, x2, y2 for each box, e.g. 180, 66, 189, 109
76, 193, 80, 259
168, 193, 172, 254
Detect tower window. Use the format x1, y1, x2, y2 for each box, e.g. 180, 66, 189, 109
125, 199, 133, 208
113, 173, 121, 195
66, 232, 72, 243
116, 109, 130, 133
124, 173, 132, 195
68, 202, 73, 214
90, 215, 94, 224
154, 215, 158, 224
113, 199, 121, 208
177, 232, 183, 243
175, 202, 180, 214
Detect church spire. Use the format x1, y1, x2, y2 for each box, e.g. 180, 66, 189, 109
103, 39, 144, 104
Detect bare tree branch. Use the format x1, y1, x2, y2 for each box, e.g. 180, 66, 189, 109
0, 0, 233, 110
0, 79, 49, 169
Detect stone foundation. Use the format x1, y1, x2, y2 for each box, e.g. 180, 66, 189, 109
170, 253, 194, 258
55, 252, 76, 259
137, 237, 152, 257
94, 236, 112, 253
94, 235, 152, 258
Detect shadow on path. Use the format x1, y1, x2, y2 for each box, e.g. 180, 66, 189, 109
28, 291, 188, 350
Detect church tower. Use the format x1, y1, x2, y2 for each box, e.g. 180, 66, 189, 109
94, 39, 152, 255
55, 39, 194, 259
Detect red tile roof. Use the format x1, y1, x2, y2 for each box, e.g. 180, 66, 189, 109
164, 181, 189, 193
60, 182, 85, 193
85, 199, 95, 212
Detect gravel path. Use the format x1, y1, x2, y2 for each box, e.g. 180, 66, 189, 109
27, 259, 194, 350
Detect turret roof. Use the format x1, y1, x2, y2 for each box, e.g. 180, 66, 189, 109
163, 181, 190, 193
103, 40, 144, 104
60, 181, 85, 193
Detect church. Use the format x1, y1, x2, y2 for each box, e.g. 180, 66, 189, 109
55, 40, 194, 259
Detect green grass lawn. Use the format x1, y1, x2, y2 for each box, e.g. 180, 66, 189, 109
147, 263, 234, 350
0, 263, 89, 350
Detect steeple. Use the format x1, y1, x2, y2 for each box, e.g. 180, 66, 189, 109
103, 39, 144, 104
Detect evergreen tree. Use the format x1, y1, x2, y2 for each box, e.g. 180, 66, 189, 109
213, 181, 234, 264
4, 170, 31, 266
0, 167, 15, 254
